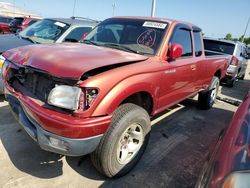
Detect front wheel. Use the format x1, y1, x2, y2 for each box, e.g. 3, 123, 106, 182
91, 103, 151, 178
198, 76, 219, 110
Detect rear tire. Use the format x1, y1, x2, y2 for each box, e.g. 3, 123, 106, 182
198, 76, 219, 110
91, 103, 151, 178
238, 73, 245, 80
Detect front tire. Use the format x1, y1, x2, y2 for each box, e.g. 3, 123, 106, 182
91, 103, 151, 178
198, 76, 219, 110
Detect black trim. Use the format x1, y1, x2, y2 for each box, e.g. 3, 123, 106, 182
192, 26, 202, 32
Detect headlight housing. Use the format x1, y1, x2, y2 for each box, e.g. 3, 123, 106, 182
0, 55, 6, 75
48, 85, 81, 110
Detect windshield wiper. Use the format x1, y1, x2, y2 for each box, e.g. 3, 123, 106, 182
81, 39, 100, 46
19, 35, 38, 44
103, 43, 142, 54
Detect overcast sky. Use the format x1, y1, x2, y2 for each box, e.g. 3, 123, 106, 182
2, 0, 250, 38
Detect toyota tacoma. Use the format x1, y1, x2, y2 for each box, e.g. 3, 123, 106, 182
2, 17, 229, 177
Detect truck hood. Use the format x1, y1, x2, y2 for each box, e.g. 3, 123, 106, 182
3, 43, 148, 79
0, 34, 33, 54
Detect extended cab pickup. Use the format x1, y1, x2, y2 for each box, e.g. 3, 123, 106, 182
2, 17, 229, 177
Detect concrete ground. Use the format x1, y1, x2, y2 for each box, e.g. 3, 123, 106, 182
0, 65, 249, 188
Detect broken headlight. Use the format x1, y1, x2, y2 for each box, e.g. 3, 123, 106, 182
48, 85, 81, 110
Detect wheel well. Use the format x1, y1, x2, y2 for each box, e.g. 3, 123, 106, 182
214, 70, 221, 79
121, 92, 153, 115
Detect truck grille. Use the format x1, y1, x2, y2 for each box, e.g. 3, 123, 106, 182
8, 67, 76, 103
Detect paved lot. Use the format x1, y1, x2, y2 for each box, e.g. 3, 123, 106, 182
0, 65, 249, 188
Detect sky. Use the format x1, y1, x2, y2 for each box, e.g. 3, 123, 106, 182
2, 0, 250, 38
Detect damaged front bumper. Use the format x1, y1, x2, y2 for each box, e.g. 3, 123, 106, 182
6, 95, 103, 156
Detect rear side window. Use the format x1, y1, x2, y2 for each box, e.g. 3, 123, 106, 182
0, 17, 12, 23
170, 28, 193, 57
203, 39, 235, 55
194, 32, 202, 56
65, 27, 92, 42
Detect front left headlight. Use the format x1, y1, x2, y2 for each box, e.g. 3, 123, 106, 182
0, 55, 6, 75
48, 85, 81, 110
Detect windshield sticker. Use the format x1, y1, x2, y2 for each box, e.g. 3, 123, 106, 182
143, 21, 167, 29
137, 29, 156, 48
54, 22, 66, 27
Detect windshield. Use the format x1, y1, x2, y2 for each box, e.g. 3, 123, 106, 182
10, 18, 23, 25
19, 19, 70, 43
204, 39, 235, 55
84, 18, 168, 55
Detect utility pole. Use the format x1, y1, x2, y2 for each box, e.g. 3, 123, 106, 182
242, 15, 250, 42
72, 0, 77, 16
112, 3, 116, 17
151, 0, 156, 17
13, 0, 15, 16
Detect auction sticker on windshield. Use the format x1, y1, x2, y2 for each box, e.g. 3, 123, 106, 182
54, 22, 66, 27
143, 21, 167, 29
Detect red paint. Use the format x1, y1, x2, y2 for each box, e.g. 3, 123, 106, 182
19, 18, 39, 30
196, 91, 250, 188
0, 16, 12, 33
210, 92, 250, 188
3, 17, 229, 139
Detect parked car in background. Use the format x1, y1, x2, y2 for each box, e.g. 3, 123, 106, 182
247, 45, 250, 57
0, 17, 99, 94
196, 91, 250, 188
0, 16, 13, 34
2, 16, 229, 177
204, 38, 248, 87
9, 17, 39, 33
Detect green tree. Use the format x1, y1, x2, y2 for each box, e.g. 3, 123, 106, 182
239, 35, 244, 42
224, 33, 232, 40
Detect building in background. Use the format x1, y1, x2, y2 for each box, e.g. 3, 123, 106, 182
0, 2, 41, 18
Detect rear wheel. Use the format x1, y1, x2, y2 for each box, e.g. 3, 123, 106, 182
227, 72, 238, 87
238, 73, 245, 80
198, 76, 219, 110
91, 103, 151, 178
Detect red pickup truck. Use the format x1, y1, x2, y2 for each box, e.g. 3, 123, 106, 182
2, 16, 229, 177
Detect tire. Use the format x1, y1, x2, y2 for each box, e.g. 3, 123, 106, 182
91, 103, 151, 178
238, 73, 245, 80
198, 76, 219, 110
227, 77, 236, 87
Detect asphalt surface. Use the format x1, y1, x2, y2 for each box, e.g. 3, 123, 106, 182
0, 65, 249, 188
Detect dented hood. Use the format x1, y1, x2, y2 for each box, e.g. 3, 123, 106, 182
3, 43, 148, 79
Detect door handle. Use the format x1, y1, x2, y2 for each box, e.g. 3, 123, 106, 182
190, 65, 196, 70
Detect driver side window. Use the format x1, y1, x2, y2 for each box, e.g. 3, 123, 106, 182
170, 28, 193, 57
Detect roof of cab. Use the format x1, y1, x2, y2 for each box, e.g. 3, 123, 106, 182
111, 16, 200, 28
204, 37, 246, 46
46, 17, 100, 27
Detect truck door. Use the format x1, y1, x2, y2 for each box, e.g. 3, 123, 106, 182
158, 24, 197, 110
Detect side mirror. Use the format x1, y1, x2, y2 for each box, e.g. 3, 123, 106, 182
167, 43, 183, 61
